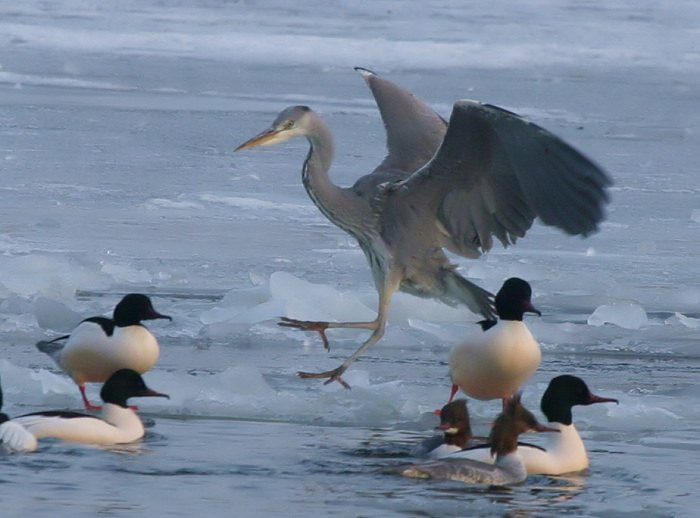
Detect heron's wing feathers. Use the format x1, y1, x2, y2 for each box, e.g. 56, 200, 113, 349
397, 100, 611, 256
357, 68, 447, 175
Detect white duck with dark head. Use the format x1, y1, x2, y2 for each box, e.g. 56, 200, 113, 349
403, 394, 558, 485
448, 278, 541, 404
14, 369, 169, 446
0, 377, 37, 453
449, 375, 619, 474
37, 294, 171, 410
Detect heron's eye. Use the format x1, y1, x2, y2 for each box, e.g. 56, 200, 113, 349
282, 120, 294, 130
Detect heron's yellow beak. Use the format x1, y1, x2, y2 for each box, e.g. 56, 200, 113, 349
234, 128, 282, 152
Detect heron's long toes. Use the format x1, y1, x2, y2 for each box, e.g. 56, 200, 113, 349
324, 374, 350, 390
278, 317, 328, 330
279, 317, 332, 350
298, 366, 350, 389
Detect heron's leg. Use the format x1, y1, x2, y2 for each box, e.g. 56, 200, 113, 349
298, 268, 402, 387
278, 317, 380, 351
279, 316, 386, 351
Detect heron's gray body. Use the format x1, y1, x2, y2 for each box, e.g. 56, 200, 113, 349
299, 71, 497, 315
235, 68, 611, 385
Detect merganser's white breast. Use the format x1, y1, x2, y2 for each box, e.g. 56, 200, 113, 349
14, 403, 146, 445
58, 324, 160, 384
522, 422, 588, 474
0, 420, 38, 453
449, 320, 541, 400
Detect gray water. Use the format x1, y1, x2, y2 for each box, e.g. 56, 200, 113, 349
1, 0, 699, 516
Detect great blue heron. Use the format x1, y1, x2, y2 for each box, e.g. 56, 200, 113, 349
235, 68, 611, 388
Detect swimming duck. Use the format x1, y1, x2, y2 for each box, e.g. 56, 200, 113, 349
448, 375, 618, 474
448, 278, 541, 403
14, 369, 168, 446
36, 294, 171, 410
0, 377, 37, 453
402, 394, 557, 485
424, 399, 476, 459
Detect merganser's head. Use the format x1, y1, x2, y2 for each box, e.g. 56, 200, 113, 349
490, 393, 558, 457
495, 278, 541, 321
113, 294, 172, 327
541, 375, 619, 425
437, 399, 472, 447
100, 369, 169, 408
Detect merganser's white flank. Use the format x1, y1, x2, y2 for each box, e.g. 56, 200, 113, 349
403, 394, 558, 485
36, 294, 171, 410
448, 278, 541, 402
445, 375, 618, 474
14, 369, 169, 446
0, 377, 37, 453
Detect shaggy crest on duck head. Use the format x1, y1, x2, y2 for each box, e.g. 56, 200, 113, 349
489, 393, 543, 457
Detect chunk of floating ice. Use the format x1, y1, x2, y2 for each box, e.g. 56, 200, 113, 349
0, 254, 109, 298
146, 365, 276, 408
101, 262, 153, 284
383, 292, 469, 324
33, 297, 83, 331
407, 319, 463, 342
587, 301, 648, 329
30, 368, 76, 396
202, 271, 375, 328
672, 312, 700, 329
270, 271, 375, 322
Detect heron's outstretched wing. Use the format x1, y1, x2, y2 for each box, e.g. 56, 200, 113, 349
384, 100, 611, 257
355, 68, 446, 181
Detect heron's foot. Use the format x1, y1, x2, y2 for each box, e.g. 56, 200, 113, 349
278, 317, 331, 351
84, 402, 102, 412
298, 366, 350, 389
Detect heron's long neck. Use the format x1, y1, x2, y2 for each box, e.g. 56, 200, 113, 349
302, 115, 358, 234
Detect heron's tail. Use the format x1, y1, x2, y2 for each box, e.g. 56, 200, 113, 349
36, 336, 69, 364
443, 271, 496, 320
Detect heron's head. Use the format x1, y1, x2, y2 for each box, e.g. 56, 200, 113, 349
235, 105, 312, 152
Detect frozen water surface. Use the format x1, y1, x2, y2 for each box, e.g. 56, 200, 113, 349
1, 0, 700, 515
